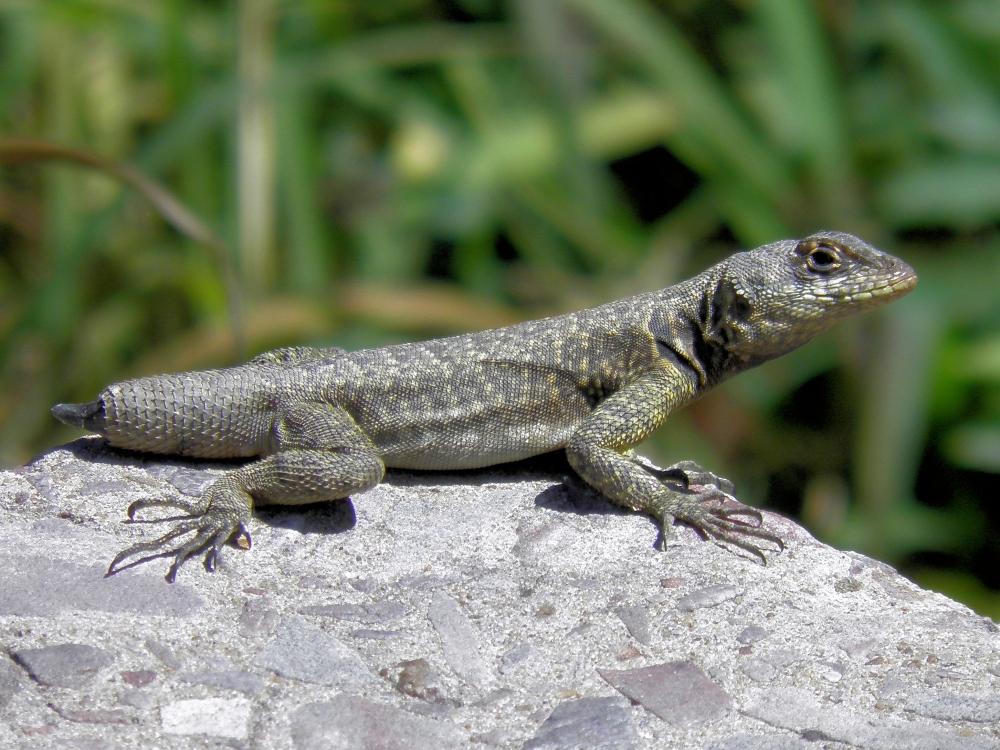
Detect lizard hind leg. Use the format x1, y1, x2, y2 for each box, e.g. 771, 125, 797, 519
105, 402, 384, 582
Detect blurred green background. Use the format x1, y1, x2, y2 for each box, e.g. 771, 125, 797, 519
2, 0, 1000, 617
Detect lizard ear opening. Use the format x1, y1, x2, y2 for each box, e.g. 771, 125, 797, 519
704, 280, 753, 346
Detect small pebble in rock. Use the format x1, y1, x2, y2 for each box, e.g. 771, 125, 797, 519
160, 697, 251, 739
500, 642, 534, 673
120, 689, 154, 710
146, 640, 182, 670
351, 629, 406, 640
834, 577, 864, 593
12, 644, 113, 688
299, 601, 405, 623
615, 605, 651, 646
741, 658, 778, 683
51, 707, 130, 725
239, 599, 279, 636
252, 616, 374, 688
392, 658, 449, 704
521, 696, 639, 750
677, 585, 741, 612
428, 591, 491, 688
736, 626, 768, 645
816, 662, 845, 682
290, 696, 463, 749
599, 660, 731, 725
121, 670, 156, 688
179, 671, 265, 695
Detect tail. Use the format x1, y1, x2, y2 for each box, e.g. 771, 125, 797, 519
52, 398, 106, 433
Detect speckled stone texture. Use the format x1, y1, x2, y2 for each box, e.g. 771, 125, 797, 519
1, 436, 999, 749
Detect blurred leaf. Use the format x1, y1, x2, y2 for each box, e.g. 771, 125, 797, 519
566, 0, 791, 241
942, 423, 1000, 472
132, 296, 333, 375
960, 335, 1000, 381
576, 85, 679, 159
880, 1, 1000, 155
0, 139, 245, 359
750, 0, 856, 224
340, 280, 525, 333
879, 159, 1000, 227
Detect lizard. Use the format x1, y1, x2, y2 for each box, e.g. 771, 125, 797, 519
52, 231, 916, 582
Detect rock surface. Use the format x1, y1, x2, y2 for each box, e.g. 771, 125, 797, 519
0, 436, 998, 749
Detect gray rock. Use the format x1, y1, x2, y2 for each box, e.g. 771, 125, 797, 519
905, 689, 1000, 722
168, 468, 217, 496
500, 642, 535, 673
145, 639, 182, 670
749, 686, 994, 750
4, 439, 1000, 748
299, 600, 406, 623
614, 605, 651, 646
521, 696, 640, 750
252, 616, 374, 688
0, 554, 202, 617
428, 590, 491, 687
0, 655, 23, 707
50, 706, 130, 724
736, 625, 768, 645
53, 739, 113, 750
239, 598, 279, 636
179, 671, 265, 694
598, 661, 732, 725
707, 736, 815, 750
290, 696, 464, 750
11, 644, 113, 688
677, 584, 741, 611
740, 657, 778, 683
351, 628, 407, 640
119, 688, 154, 710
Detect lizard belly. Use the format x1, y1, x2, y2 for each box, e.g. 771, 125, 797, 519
343, 360, 593, 470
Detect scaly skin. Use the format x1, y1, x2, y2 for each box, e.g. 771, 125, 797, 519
53, 232, 917, 582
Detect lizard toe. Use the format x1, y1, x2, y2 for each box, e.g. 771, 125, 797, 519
126, 496, 204, 523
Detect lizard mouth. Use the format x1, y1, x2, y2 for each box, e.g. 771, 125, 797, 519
843, 262, 917, 305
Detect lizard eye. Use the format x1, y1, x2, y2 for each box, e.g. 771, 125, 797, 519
806, 245, 840, 273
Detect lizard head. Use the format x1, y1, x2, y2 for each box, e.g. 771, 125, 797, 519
701, 231, 917, 365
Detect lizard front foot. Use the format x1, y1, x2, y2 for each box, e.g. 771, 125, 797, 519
106, 485, 252, 583
653, 485, 783, 564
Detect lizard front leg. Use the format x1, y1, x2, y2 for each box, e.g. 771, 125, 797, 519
108, 403, 384, 582
566, 366, 782, 562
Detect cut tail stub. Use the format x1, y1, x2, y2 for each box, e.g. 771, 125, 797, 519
52, 398, 106, 433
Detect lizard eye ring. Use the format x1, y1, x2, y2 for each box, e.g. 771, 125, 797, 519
806, 245, 840, 273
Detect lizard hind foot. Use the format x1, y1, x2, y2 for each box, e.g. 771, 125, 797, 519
656, 487, 784, 565
105, 508, 248, 583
